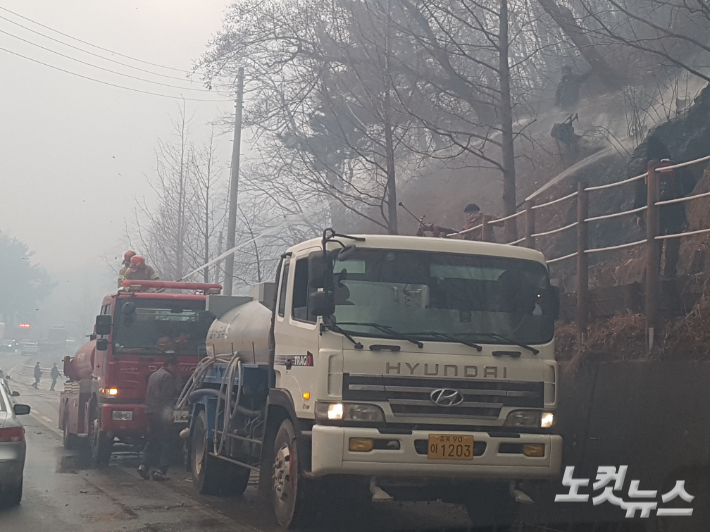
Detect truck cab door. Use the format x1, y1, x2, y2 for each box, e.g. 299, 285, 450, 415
273, 252, 320, 419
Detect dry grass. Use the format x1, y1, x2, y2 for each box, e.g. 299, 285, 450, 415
662, 277, 710, 357
556, 313, 647, 373
556, 276, 710, 371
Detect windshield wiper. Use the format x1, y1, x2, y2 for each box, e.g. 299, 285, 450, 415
465, 332, 539, 355
336, 322, 423, 348
406, 331, 482, 352
320, 322, 364, 350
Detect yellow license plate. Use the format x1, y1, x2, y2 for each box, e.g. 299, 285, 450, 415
427, 434, 474, 460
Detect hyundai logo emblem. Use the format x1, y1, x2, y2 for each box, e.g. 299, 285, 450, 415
430, 388, 464, 406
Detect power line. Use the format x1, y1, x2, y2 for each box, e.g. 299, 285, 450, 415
0, 28, 215, 93
0, 5, 189, 73
0, 46, 231, 102
0, 13, 198, 82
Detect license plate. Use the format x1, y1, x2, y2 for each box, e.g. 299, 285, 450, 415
427, 434, 474, 460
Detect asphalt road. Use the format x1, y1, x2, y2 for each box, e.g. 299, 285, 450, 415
0, 352, 475, 532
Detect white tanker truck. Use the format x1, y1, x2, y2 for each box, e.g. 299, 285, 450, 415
179, 229, 562, 529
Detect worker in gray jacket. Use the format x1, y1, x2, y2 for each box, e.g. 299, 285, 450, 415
138, 356, 178, 481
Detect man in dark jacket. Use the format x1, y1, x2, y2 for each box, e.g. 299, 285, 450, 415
138, 357, 178, 481
33, 362, 41, 389
50, 363, 61, 391
633, 137, 698, 278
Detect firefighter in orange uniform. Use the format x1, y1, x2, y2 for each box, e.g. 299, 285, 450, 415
117, 250, 136, 288
122, 256, 159, 287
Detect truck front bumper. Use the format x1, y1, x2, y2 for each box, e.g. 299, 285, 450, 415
311, 426, 562, 479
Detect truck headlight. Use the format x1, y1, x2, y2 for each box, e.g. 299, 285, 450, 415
504, 410, 540, 428
540, 412, 555, 428
112, 410, 133, 421
315, 402, 385, 423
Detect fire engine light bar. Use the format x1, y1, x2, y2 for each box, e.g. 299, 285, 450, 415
120, 280, 222, 294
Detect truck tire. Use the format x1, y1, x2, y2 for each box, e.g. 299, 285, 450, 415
89, 417, 113, 467
271, 418, 319, 529
191, 410, 223, 495
62, 414, 79, 450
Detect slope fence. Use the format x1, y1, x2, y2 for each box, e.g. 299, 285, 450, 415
446, 155, 710, 351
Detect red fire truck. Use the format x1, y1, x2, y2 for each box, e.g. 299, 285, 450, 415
59, 280, 221, 466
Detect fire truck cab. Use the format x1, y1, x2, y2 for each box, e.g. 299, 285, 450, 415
59, 280, 221, 466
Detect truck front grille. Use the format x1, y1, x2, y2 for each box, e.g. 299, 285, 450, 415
342, 373, 543, 420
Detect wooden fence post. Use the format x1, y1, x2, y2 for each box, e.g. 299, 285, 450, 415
525, 200, 535, 249
577, 182, 589, 345
646, 162, 659, 352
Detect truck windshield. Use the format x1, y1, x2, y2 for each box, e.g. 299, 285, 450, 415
113, 299, 213, 355
331, 249, 555, 345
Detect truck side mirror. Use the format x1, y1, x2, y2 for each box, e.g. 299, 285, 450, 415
95, 315, 112, 336
96, 338, 109, 351
308, 251, 333, 289
308, 291, 335, 317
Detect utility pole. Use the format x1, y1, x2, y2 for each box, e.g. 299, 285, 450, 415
224, 67, 244, 296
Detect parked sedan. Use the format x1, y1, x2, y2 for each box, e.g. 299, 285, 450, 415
0, 377, 30, 507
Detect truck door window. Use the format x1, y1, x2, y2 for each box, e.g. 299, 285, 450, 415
292, 258, 314, 323
278, 263, 289, 317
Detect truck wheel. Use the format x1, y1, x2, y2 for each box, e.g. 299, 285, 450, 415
62, 414, 79, 450
463, 484, 515, 529
191, 410, 223, 495
271, 418, 318, 529
89, 418, 113, 467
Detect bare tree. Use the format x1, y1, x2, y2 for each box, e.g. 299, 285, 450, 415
578, 0, 710, 84
128, 107, 228, 282
536, 0, 624, 88
196, 0, 438, 235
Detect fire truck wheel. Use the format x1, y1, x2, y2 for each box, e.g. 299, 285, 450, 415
62, 415, 79, 450
271, 418, 319, 529
89, 418, 113, 467
190, 410, 223, 495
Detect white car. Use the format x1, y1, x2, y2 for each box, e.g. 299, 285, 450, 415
0, 377, 30, 507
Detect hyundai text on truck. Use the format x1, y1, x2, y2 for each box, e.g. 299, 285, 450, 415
181, 230, 562, 529
59, 280, 221, 466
